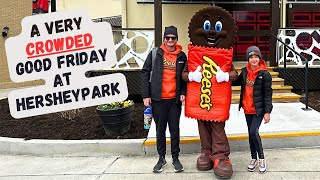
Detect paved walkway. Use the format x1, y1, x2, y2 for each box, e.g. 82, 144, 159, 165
148, 103, 320, 138
0, 147, 319, 179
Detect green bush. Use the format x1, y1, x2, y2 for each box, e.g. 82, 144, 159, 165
97, 100, 134, 111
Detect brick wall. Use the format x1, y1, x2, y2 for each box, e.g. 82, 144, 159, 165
0, 0, 43, 89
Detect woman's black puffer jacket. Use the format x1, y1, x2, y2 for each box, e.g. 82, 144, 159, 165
233, 67, 273, 115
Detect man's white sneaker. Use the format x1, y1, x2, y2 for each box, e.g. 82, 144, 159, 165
247, 159, 258, 172
259, 159, 267, 174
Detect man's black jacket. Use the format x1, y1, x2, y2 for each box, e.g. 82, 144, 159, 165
141, 48, 187, 104
233, 67, 273, 115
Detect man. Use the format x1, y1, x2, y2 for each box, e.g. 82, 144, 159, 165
141, 26, 187, 173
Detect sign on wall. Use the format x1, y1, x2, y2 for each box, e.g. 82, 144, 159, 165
5, 10, 128, 119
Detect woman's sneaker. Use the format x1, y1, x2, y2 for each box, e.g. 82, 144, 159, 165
259, 159, 267, 174
153, 156, 167, 173
172, 158, 184, 173
247, 159, 258, 172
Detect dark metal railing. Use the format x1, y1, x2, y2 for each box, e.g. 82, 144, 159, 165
268, 33, 310, 111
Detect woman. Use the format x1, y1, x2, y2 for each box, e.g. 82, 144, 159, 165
233, 46, 273, 174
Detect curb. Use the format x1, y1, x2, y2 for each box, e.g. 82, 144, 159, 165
144, 130, 320, 146
2, 130, 320, 157
144, 131, 320, 155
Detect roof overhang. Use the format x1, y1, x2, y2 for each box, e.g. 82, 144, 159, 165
137, 0, 270, 4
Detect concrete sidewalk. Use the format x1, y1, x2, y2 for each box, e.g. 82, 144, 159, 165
0, 147, 319, 179
148, 103, 320, 139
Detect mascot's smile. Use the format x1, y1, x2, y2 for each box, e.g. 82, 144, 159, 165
205, 35, 222, 47
207, 37, 218, 45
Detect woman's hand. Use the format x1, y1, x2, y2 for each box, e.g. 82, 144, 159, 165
264, 113, 270, 124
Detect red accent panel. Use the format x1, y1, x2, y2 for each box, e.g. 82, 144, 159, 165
257, 44, 270, 55
312, 46, 320, 56
293, 24, 312, 27
257, 13, 270, 22
258, 36, 270, 44
293, 13, 312, 22
258, 24, 270, 30
238, 23, 256, 30
292, 10, 320, 27
237, 44, 250, 55
313, 14, 320, 22
237, 36, 256, 43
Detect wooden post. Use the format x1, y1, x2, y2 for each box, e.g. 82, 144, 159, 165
154, 0, 162, 47
270, 0, 280, 67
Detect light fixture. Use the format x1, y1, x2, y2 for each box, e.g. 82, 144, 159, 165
2, 26, 9, 37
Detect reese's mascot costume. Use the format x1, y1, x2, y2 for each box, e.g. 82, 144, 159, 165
186, 6, 237, 178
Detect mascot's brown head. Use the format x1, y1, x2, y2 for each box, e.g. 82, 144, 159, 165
188, 6, 237, 49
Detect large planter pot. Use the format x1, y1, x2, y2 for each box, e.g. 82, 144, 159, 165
96, 105, 134, 136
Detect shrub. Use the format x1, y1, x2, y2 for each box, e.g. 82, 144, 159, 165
97, 100, 134, 111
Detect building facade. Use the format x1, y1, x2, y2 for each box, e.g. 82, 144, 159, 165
1, 0, 320, 89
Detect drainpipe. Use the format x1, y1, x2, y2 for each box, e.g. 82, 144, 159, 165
281, 0, 287, 85
121, 0, 127, 28
281, 0, 286, 28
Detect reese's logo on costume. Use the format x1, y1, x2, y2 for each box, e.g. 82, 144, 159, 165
200, 56, 218, 111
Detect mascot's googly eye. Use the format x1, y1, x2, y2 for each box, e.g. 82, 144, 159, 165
215, 21, 222, 32
203, 20, 211, 32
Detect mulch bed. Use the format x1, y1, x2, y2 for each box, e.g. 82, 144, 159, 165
0, 91, 319, 140
0, 97, 148, 140
295, 90, 320, 112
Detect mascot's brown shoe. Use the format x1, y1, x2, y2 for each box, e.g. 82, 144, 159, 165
196, 153, 213, 171
213, 159, 233, 179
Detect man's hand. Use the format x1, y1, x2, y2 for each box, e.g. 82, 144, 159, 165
143, 98, 151, 107
216, 66, 229, 83
188, 66, 202, 83
264, 113, 270, 124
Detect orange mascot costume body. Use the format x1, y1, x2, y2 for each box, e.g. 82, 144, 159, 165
185, 6, 237, 178
186, 45, 232, 121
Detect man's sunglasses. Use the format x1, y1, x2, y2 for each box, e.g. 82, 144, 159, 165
164, 36, 177, 41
